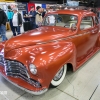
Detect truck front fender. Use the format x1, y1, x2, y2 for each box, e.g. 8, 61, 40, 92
5, 41, 76, 88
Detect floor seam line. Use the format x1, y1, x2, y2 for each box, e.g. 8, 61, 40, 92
15, 92, 26, 100
0, 94, 9, 100
89, 84, 99, 100
56, 88, 79, 100
77, 68, 100, 96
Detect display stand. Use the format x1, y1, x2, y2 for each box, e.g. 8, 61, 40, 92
23, 21, 33, 31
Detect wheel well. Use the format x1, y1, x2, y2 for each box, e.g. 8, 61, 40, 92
67, 63, 73, 72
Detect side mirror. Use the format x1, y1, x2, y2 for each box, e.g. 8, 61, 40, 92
70, 23, 77, 31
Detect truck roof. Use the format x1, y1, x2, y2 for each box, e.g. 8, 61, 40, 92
48, 9, 96, 16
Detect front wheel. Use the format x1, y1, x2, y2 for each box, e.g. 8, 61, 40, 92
50, 64, 67, 87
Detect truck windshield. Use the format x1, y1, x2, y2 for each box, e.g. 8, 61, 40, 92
43, 14, 78, 28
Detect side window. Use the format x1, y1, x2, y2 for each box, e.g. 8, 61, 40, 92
80, 16, 93, 30
94, 17, 99, 25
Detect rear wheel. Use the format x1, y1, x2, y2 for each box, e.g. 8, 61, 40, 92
50, 64, 67, 87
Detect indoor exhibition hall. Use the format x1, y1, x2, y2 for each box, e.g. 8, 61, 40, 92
0, 0, 100, 100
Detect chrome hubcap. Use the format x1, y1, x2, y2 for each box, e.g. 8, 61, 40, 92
53, 67, 64, 81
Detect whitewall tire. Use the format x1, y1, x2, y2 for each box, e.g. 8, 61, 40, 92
50, 64, 67, 87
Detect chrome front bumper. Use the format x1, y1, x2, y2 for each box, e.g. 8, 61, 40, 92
0, 73, 48, 95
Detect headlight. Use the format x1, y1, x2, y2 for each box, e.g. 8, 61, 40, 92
29, 64, 37, 75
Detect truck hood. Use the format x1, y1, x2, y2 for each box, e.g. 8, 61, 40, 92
5, 26, 71, 53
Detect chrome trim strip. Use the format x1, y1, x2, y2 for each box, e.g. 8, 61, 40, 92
0, 73, 48, 95
6, 72, 41, 88
36, 34, 83, 45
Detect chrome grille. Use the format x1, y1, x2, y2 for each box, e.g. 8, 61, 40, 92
0, 55, 4, 66
6, 60, 29, 78
5, 60, 41, 88
0, 50, 6, 67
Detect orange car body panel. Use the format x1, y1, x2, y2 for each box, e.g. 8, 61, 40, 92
0, 10, 100, 93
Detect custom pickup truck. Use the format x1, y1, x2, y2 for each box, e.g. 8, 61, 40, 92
0, 9, 100, 95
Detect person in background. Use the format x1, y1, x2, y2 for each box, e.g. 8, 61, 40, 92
7, 6, 14, 34
0, 8, 7, 41
29, 6, 37, 29
41, 8, 46, 18
48, 6, 54, 12
12, 8, 22, 36
23, 11, 30, 22
35, 6, 43, 27
47, 15, 55, 25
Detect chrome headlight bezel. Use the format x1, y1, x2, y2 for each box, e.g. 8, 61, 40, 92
29, 64, 37, 75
